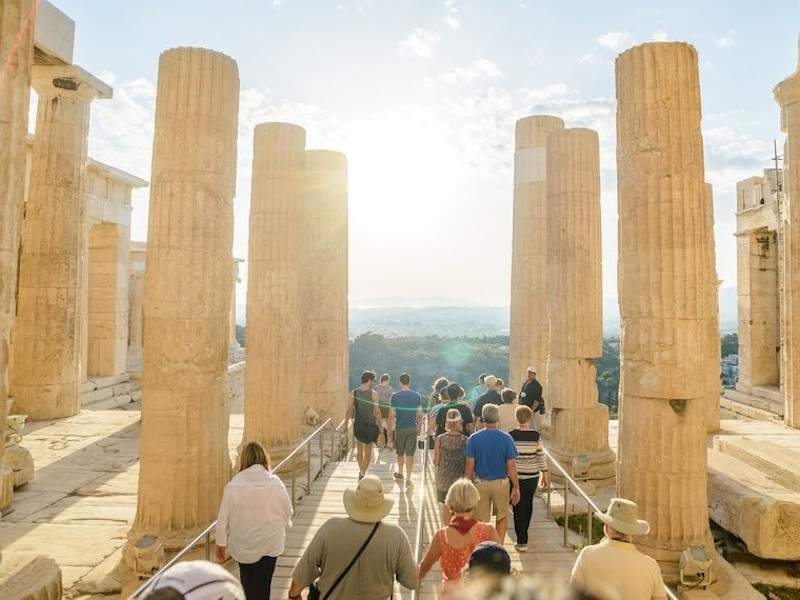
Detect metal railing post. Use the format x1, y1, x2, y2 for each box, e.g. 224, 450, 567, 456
330, 422, 335, 461
586, 509, 592, 546
306, 442, 312, 493
563, 476, 569, 548
204, 531, 211, 561
319, 427, 324, 470
291, 459, 297, 510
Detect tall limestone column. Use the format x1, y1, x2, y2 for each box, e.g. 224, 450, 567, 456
0, 0, 36, 513
127, 48, 239, 550
508, 115, 564, 391
704, 183, 722, 432
300, 150, 349, 419
775, 38, 800, 428
616, 42, 714, 579
127, 270, 144, 369
244, 123, 305, 451
545, 128, 615, 483
12, 65, 111, 420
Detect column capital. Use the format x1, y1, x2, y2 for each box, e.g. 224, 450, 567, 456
31, 64, 113, 100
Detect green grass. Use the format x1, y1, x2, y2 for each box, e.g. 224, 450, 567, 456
753, 584, 800, 600
554, 512, 605, 546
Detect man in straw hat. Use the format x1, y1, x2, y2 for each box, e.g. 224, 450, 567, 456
570, 498, 668, 600
288, 475, 417, 599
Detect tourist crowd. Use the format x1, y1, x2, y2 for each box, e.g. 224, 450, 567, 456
145, 368, 667, 600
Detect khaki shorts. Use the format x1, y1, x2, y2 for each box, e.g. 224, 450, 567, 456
395, 427, 417, 457
475, 478, 510, 522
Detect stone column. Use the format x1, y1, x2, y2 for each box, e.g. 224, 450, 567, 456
300, 150, 349, 419
0, 0, 36, 513
11, 65, 111, 420
775, 38, 800, 428
616, 42, 714, 579
704, 184, 722, 432
127, 47, 239, 549
508, 115, 565, 392
545, 128, 615, 483
244, 123, 305, 451
228, 259, 242, 361
127, 271, 144, 373
87, 223, 130, 376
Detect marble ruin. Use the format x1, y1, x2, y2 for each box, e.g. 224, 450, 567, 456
615, 42, 716, 579
127, 47, 240, 553
244, 123, 306, 452
509, 115, 564, 392
545, 127, 615, 483
300, 150, 349, 420
2, 1, 800, 598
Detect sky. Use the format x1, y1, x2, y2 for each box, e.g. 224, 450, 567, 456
47, 0, 800, 307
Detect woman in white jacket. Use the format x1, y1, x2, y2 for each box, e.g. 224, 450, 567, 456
215, 442, 293, 600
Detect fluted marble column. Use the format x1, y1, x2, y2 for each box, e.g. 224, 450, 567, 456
704, 183, 722, 432
127, 48, 239, 549
546, 128, 615, 482
244, 123, 305, 451
0, 0, 36, 514
509, 115, 565, 392
775, 38, 800, 428
616, 42, 714, 579
128, 271, 144, 358
300, 150, 349, 419
12, 65, 111, 420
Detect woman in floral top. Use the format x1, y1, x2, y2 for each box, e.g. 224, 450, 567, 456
434, 409, 468, 522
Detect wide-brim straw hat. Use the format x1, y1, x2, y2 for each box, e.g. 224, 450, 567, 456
343, 474, 394, 523
598, 497, 650, 536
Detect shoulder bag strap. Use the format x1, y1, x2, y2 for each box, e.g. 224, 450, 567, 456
322, 521, 381, 600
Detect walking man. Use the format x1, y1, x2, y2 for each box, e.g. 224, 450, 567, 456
346, 371, 382, 479
465, 404, 520, 543
472, 375, 502, 426
468, 374, 488, 409
374, 374, 394, 448
519, 367, 544, 430
390, 373, 423, 488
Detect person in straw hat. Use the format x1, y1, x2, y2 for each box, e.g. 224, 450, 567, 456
288, 474, 417, 600
570, 498, 668, 600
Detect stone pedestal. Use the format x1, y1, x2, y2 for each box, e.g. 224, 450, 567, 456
300, 150, 349, 420
127, 47, 239, 550
244, 123, 305, 452
545, 128, 615, 482
0, 0, 36, 516
616, 42, 715, 580
509, 115, 565, 391
11, 65, 111, 420
775, 39, 800, 429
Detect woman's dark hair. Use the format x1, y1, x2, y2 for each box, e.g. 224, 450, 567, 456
361, 370, 376, 384
446, 382, 464, 402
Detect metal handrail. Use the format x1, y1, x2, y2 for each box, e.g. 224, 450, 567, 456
410, 434, 431, 600
128, 417, 348, 599
541, 447, 679, 600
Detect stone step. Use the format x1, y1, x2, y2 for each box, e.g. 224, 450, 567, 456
714, 436, 800, 493
81, 378, 140, 410
750, 385, 781, 404
80, 373, 130, 394
721, 389, 783, 420
707, 448, 800, 560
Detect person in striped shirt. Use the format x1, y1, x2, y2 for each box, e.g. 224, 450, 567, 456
508, 405, 549, 552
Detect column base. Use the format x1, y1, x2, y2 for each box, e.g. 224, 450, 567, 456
2, 444, 34, 488
0, 467, 14, 512
546, 445, 617, 485
0, 556, 62, 600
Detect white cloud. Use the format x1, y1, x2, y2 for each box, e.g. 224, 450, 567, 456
397, 27, 443, 59
443, 15, 460, 30
439, 58, 503, 85
519, 82, 569, 103
272, 0, 283, 6
652, 31, 669, 41
596, 31, 633, 51
716, 32, 736, 48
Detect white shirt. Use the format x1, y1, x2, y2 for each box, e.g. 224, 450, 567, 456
498, 402, 519, 432
215, 465, 293, 563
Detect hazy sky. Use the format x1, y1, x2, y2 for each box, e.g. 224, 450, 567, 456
49, 0, 799, 306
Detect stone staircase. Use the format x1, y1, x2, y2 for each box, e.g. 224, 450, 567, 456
80, 373, 141, 410
720, 385, 783, 421
708, 420, 800, 561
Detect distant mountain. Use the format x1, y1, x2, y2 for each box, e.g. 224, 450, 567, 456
237, 286, 739, 336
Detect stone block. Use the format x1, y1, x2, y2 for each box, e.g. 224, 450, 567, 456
3, 444, 34, 488
708, 448, 800, 559
0, 556, 62, 600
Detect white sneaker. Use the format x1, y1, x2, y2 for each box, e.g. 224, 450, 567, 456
514, 544, 528, 552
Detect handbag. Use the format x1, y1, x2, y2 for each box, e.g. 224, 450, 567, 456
308, 521, 381, 600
